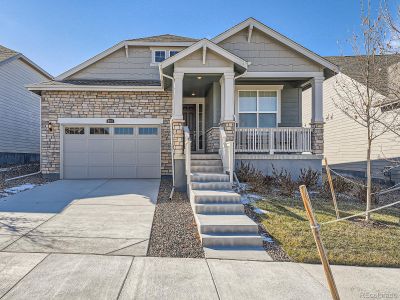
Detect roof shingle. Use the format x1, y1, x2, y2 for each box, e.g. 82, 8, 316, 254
0, 45, 19, 63
126, 34, 198, 43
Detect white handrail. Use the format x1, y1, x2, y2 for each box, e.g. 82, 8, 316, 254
183, 126, 191, 188
219, 127, 234, 184
235, 127, 312, 153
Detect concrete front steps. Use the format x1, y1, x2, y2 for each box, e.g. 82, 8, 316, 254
189, 154, 271, 260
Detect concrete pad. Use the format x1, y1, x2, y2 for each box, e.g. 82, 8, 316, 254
300, 263, 400, 299
0, 212, 54, 235
119, 257, 218, 300
107, 239, 149, 256
207, 260, 330, 299
204, 246, 273, 261
0, 252, 47, 297
78, 179, 160, 205
3, 235, 147, 255
3, 253, 132, 300
0, 235, 19, 250
0, 180, 107, 213
30, 204, 155, 239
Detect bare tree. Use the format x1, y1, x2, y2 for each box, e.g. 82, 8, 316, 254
333, 0, 400, 221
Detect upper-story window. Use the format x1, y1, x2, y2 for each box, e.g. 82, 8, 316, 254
152, 50, 180, 64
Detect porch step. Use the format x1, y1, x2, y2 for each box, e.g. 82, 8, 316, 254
191, 172, 229, 182
194, 203, 244, 214
191, 189, 241, 204
191, 154, 220, 160
196, 214, 259, 234
191, 165, 223, 173
191, 159, 222, 166
201, 232, 263, 247
191, 181, 232, 190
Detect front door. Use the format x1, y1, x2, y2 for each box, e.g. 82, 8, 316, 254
183, 103, 204, 152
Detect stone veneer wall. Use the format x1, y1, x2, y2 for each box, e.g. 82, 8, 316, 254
41, 90, 173, 176
206, 127, 220, 153
171, 119, 185, 156
311, 122, 324, 155
221, 121, 236, 142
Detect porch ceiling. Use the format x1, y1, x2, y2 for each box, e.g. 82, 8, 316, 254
183, 74, 221, 97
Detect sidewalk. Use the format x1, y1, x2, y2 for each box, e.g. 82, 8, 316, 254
1, 252, 398, 299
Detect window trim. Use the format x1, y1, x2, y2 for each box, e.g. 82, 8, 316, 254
151, 48, 181, 65
236, 86, 283, 128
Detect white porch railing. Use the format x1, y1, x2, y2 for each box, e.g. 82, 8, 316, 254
235, 127, 312, 154
184, 126, 191, 187
219, 127, 234, 183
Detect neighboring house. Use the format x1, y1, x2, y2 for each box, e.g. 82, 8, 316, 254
0, 45, 52, 165
302, 55, 400, 183
28, 18, 338, 186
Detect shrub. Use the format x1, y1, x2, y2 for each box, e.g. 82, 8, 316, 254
352, 184, 379, 204
321, 175, 353, 197
297, 168, 320, 189
236, 162, 274, 193
271, 165, 297, 197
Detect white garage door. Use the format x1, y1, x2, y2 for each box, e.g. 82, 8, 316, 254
62, 125, 161, 179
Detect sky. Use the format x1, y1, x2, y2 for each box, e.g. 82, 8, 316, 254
0, 0, 396, 77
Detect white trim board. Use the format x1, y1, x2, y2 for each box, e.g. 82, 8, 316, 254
212, 18, 338, 72
27, 84, 164, 93
58, 118, 164, 125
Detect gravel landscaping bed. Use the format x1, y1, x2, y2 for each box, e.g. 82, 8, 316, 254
147, 178, 205, 258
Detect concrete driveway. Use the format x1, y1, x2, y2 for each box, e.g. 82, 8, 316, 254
0, 179, 160, 255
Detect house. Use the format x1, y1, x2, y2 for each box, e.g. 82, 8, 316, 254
28, 18, 337, 185
0, 45, 52, 165
302, 55, 400, 183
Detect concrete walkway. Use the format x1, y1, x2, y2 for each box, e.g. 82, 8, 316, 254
0, 253, 399, 299
0, 179, 160, 256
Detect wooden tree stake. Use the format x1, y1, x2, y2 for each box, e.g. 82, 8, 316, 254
324, 157, 340, 219
299, 185, 341, 300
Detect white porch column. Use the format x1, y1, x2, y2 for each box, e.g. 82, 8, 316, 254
172, 72, 184, 119
311, 77, 324, 123
219, 76, 225, 122
222, 72, 235, 121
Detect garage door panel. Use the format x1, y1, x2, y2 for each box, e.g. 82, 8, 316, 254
63, 125, 160, 179
64, 166, 88, 179
137, 166, 161, 178
137, 139, 160, 152
64, 152, 88, 166
113, 140, 137, 152
88, 166, 113, 178
64, 139, 88, 152
88, 153, 113, 166
113, 166, 137, 178
88, 139, 113, 152
138, 153, 160, 165
113, 153, 137, 166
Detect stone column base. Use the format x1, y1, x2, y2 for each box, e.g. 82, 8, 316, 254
310, 122, 324, 155
171, 119, 185, 156
206, 127, 220, 153
220, 121, 236, 142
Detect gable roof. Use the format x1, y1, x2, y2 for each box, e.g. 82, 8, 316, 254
0, 45, 19, 63
127, 34, 198, 43
0, 44, 52, 79
159, 39, 248, 70
212, 18, 338, 72
325, 55, 400, 97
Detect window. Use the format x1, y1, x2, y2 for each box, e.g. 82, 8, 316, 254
154, 50, 166, 63
114, 127, 134, 135
139, 127, 158, 135
169, 50, 179, 57
90, 127, 109, 135
65, 127, 85, 135
238, 90, 278, 128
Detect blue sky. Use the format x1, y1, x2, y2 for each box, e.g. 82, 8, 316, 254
0, 0, 394, 76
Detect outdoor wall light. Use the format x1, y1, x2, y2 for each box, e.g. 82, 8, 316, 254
191, 92, 196, 96
48, 122, 53, 133
197, 76, 203, 80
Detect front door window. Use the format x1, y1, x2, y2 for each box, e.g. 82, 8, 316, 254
183, 104, 197, 151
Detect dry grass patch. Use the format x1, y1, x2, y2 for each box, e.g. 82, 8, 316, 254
255, 195, 400, 267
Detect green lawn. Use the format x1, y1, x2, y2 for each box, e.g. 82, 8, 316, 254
255, 195, 400, 267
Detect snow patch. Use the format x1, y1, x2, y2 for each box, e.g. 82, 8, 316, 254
4, 183, 36, 194
262, 235, 274, 243
253, 207, 268, 215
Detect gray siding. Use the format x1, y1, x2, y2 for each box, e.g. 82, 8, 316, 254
280, 86, 301, 126
175, 49, 233, 68
70, 46, 180, 80
0, 59, 47, 154
302, 75, 400, 183
218, 28, 323, 72
205, 82, 221, 130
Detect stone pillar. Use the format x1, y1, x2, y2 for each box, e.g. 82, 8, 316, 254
221, 121, 236, 142
173, 72, 184, 119
311, 122, 324, 154
206, 127, 220, 153
310, 77, 325, 154
171, 119, 185, 156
